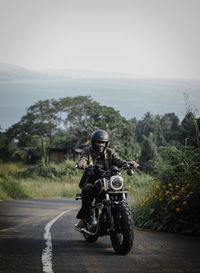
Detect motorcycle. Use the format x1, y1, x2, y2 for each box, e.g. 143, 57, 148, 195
75, 164, 134, 255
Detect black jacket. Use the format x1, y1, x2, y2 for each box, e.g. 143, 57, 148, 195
78, 146, 127, 188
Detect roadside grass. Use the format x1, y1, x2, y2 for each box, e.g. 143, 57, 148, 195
19, 178, 80, 198
0, 161, 27, 179
0, 161, 152, 201
126, 171, 154, 201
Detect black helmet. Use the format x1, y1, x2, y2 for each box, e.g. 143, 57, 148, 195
91, 130, 109, 145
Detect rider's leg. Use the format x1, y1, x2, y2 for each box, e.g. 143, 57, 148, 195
76, 183, 97, 227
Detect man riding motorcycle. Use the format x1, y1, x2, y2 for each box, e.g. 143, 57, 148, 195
75, 129, 138, 229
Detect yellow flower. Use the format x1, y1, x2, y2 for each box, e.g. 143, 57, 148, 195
183, 201, 187, 205
175, 195, 179, 200
146, 197, 150, 201
165, 191, 169, 195
176, 208, 180, 212
189, 191, 193, 194
186, 183, 190, 187
181, 187, 185, 191
175, 185, 180, 189
159, 198, 163, 201
162, 185, 166, 189
155, 185, 160, 189
168, 183, 172, 187
172, 196, 176, 200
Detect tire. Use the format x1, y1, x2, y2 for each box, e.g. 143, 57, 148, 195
110, 202, 134, 255
83, 233, 98, 242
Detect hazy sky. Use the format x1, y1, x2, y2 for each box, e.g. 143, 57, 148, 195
0, 0, 200, 78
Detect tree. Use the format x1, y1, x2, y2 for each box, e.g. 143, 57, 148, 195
181, 112, 200, 147
136, 112, 165, 146
139, 136, 161, 173
6, 96, 134, 159
160, 113, 181, 144
0, 125, 11, 160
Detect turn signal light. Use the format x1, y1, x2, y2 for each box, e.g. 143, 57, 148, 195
102, 186, 107, 191
126, 186, 131, 191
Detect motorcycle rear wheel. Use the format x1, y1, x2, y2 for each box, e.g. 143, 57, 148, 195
110, 202, 134, 255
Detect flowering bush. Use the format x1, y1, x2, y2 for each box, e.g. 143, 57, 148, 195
132, 145, 200, 234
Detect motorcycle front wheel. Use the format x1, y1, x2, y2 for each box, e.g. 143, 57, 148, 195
110, 202, 134, 255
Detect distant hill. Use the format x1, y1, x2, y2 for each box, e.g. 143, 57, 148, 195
0, 63, 137, 81
0, 63, 62, 81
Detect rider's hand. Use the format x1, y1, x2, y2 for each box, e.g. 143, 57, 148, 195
78, 161, 88, 170
128, 161, 139, 169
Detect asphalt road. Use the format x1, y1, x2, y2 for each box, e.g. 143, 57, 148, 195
0, 198, 200, 273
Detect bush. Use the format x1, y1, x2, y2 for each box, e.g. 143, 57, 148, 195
0, 177, 28, 199
132, 145, 200, 234
19, 160, 80, 180
0, 162, 27, 179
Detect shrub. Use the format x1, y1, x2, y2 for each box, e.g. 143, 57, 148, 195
19, 160, 80, 180
0, 178, 28, 199
132, 145, 200, 234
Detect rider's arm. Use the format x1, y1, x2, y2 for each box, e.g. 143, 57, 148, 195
110, 149, 129, 168
77, 147, 90, 169
110, 149, 138, 169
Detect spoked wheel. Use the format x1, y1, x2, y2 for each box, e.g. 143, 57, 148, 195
110, 202, 134, 255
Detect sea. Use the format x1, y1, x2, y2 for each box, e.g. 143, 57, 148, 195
0, 78, 200, 131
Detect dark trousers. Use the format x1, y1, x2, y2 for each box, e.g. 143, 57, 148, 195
76, 183, 97, 219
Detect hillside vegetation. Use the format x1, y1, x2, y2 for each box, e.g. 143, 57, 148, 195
0, 95, 200, 234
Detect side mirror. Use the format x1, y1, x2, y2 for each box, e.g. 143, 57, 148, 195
127, 169, 133, 176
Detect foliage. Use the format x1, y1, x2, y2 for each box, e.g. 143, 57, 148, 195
181, 112, 200, 147
0, 161, 27, 178
139, 137, 162, 173
5, 96, 140, 160
0, 160, 81, 200
132, 145, 200, 234
0, 161, 151, 200
2, 95, 200, 235
19, 160, 80, 180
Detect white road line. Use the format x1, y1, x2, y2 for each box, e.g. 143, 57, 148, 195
41, 208, 76, 273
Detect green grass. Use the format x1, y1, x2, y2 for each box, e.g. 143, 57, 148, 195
126, 171, 154, 200
0, 161, 152, 201
0, 161, 81, 200
0, 161, 27, 178
20, 178, 80, 198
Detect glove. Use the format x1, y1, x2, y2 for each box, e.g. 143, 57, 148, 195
78, 161, 88, 170
128, 161, 139, 169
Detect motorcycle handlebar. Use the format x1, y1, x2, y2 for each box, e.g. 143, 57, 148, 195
76, 163, 138, 173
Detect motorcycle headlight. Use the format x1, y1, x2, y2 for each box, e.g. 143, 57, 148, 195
109, 175, 124, 191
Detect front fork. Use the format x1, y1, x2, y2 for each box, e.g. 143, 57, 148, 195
103, 178, 127, 233
102, 177, 115, 232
